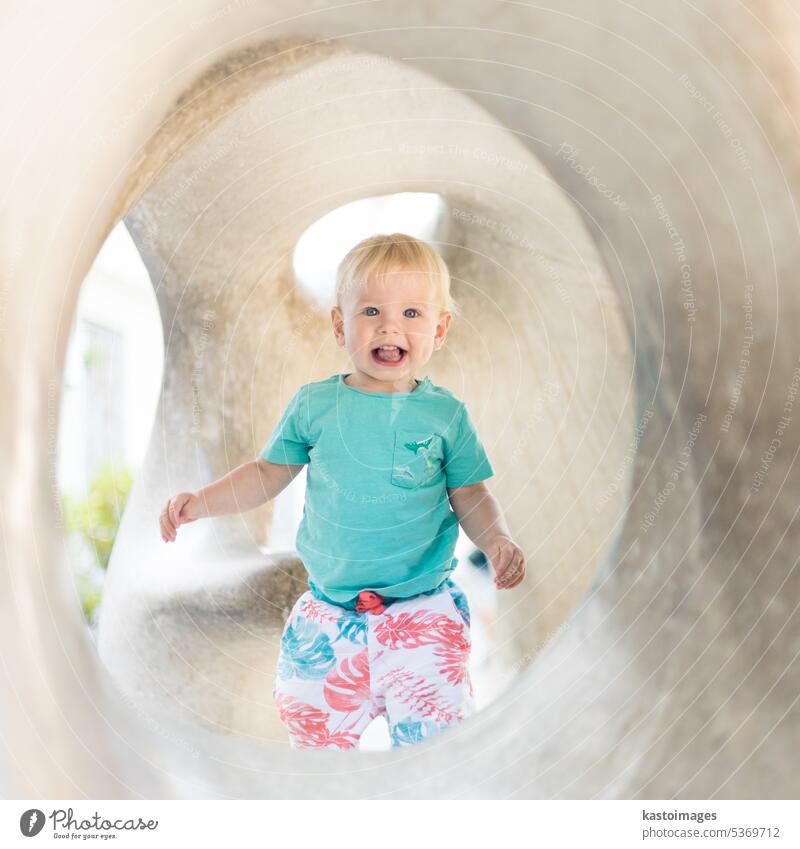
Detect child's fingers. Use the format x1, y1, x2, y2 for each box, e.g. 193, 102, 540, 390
163, 520, 175, 542
160, 494, 199, 541
159, 513, 172, 542
494, 548, 517, 580
178, 498, 199, 524
495, 550, 524, 587
161, 501, 177, 541
491, 542, 514, 579
497, 572, 522, 589
504, 562, 526, 588
510, 555, 527, 587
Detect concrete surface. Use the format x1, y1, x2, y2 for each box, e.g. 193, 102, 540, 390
0, 0, 798, 798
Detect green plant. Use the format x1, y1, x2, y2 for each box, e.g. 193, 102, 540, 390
82, 346, 104, 370
76, 571, 104, 624
63, 461, 134, 571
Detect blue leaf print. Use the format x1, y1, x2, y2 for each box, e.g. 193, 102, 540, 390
420, 580, 471, 628
448, 583, 471, 628
277, 615, 336, 680
331, 610, 368, 646
389, 717, 448, 748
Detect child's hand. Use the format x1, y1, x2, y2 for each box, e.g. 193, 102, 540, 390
159, 492, 204, 542
485, 534, 526, 589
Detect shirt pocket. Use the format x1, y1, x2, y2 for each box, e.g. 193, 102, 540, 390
391, 429, 445, 489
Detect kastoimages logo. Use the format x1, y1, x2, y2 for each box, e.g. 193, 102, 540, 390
19, 809, 45, 837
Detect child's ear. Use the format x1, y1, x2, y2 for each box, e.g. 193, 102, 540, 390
331, 305, 345, 346
433, 310, 453, 350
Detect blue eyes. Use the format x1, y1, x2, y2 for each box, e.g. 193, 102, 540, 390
363, 307, 419, 318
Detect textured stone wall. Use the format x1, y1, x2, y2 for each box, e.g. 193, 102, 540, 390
1, 0, 797, 798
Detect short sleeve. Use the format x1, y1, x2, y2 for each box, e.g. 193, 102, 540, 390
259, 385, 311, 465
444, 403, 495, 488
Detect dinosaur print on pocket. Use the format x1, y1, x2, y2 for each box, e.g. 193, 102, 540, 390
391, 430, 444, 489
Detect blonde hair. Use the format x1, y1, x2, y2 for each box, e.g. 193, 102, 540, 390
335, 233, 459, 318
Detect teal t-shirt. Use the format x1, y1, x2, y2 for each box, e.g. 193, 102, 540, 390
259, 373, 495, 603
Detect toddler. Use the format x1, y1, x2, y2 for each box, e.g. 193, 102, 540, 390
160, 233, 526, 750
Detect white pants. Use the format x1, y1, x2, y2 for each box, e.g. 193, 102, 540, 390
272, 579, 475, 749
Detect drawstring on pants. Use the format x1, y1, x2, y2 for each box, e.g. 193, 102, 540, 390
355, 590, 386, 615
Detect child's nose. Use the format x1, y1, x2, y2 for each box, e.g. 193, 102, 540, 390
378, 318, 402, 333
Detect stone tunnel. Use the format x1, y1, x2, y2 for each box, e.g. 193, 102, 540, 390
1, 0, 798, 798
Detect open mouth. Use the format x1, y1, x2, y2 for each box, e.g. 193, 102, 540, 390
371, 345, 407, 365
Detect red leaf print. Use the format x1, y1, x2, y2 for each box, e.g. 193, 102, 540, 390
275, 693, 359, 749
275, 693, 329, 736
375, 611, 455, 649
379, 667, 457, 724
323, 648, 371, 712
433, 616, 467, 647
294, 727, 360, 749
300, 599, 338, 624
435, 641, 470, 685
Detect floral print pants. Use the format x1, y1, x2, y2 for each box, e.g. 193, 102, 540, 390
272, 579, 475, 749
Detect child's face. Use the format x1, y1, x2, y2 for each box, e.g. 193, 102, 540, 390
331, 267, 452, 386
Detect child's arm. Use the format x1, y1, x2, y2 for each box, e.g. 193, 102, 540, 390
160, 459, 304, 542
447, 481, 526, 589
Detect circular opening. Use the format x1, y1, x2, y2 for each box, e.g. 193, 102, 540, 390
59, 223, 163, 637
292, 192, 446, 308
89, 50, 635, 762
